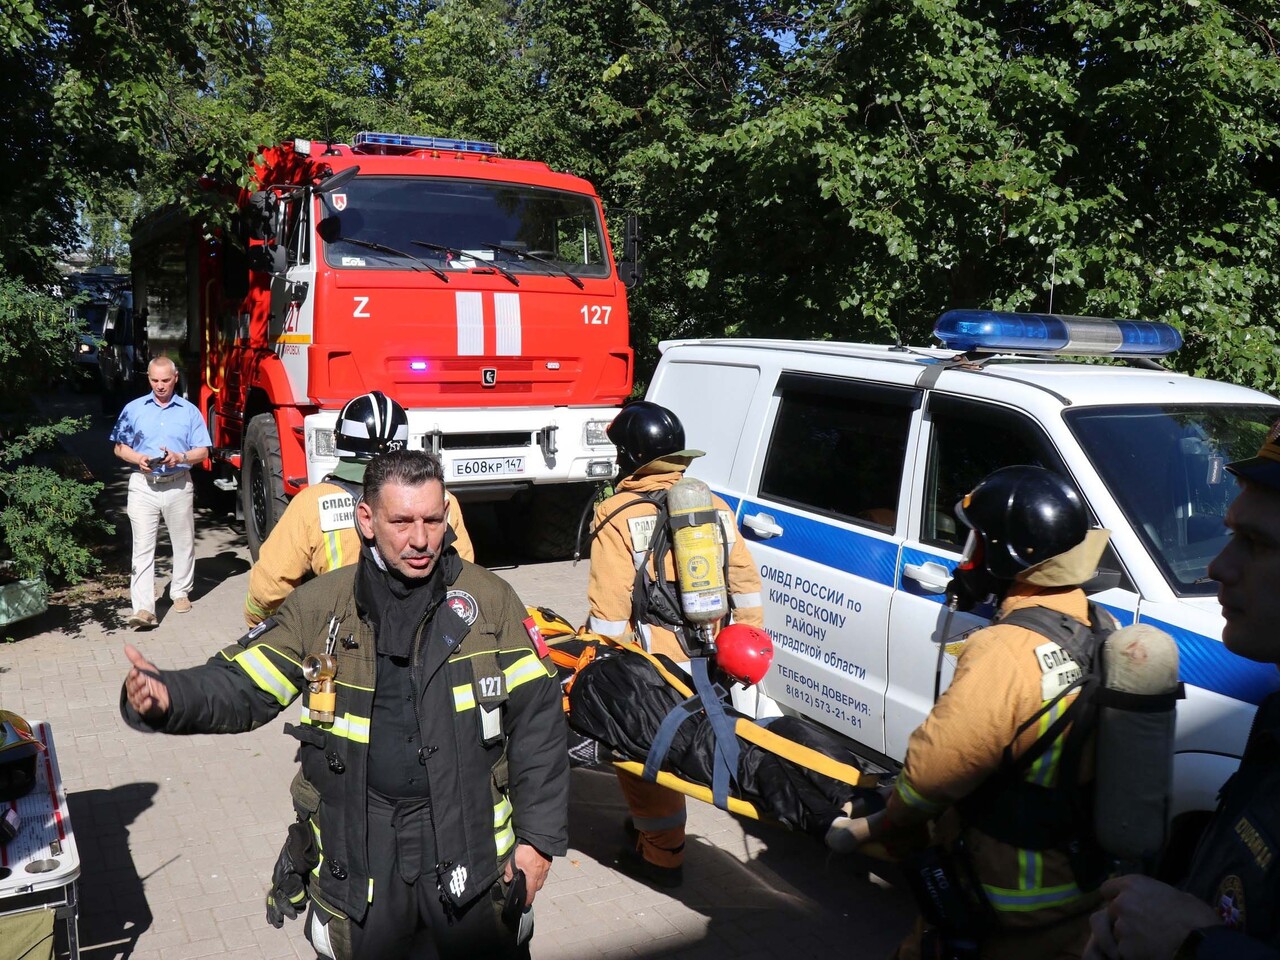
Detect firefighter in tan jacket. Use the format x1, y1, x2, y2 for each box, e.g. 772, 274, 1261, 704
245, 391, 473, 626
587, 401, 763, 889
833, 466, 1114, 959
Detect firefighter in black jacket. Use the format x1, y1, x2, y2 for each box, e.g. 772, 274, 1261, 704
1085, 422, 1280, 960
121, 450, 569, 960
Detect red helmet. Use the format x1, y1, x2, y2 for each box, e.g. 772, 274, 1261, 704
714, 624, 774, 686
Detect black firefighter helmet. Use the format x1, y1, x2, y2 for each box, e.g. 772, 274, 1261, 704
334, 391, 410, 460
0, 711, 41, 802
956, 465, 1088, 581
606, 401, 703, 477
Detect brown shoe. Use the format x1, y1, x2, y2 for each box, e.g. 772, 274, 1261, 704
127, 610, 158, 630
172, 596, 192, 614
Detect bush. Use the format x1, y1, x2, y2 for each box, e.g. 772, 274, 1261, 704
0, 275, 112, 584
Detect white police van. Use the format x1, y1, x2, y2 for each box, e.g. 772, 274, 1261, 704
647, 311, 1280, 849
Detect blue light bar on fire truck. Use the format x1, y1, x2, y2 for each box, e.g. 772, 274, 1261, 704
933, 310, 1183, 357
352, 131, 501, 156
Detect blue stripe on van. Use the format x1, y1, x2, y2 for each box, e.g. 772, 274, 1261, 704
731, 501, 1279, 708
1137, 615, 1280, 707
735, 499, 899, 587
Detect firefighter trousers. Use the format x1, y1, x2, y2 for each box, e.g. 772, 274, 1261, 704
893, 912, 1091, 960
616, 768, 687, 868
305, 791, 529, 960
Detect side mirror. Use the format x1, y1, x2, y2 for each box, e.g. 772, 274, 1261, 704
619, 214, 643, 289
247, 243, 288, 277
1082, 567, 1123, 594
315, 165, 359, 195
246, 191, 280, 242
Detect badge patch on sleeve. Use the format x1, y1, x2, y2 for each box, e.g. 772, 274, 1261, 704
524, 616, 550, 659
317, 492, 356, 533
627, 515, 657, 552
1035, 641, 1082, 700
446, 590, 479, 625
238, 616, 277, 648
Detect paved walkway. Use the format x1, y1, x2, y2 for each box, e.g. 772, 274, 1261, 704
0, 395, 913, 959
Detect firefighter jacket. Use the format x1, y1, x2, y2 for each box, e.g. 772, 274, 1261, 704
244, 479, 474, 625
123, 553, 568, 924
1178, 691, 1280, 958
888, 583, 1102, 930
586, 468, 763, 662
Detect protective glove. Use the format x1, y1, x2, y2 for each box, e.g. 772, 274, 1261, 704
825, 808, 886, 854
265, 819, 316, 928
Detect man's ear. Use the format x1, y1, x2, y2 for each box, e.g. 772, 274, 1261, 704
356, 499, 375, 540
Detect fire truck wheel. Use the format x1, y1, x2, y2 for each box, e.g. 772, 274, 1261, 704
243, 413, 288, 561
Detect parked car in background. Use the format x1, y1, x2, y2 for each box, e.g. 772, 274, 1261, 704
71, 296, 110, 390
98, 289, 148, 414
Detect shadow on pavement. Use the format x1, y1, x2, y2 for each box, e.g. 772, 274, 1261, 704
565, 767, 914, 959
67, 782, 158, 960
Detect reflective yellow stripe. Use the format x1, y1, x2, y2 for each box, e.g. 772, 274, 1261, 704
504, 652, 550, 690
982, 880, 1088, 912
895, 775, 946, 817
494, 794, 515, 857
311, 821, 324, 879
231, 647, 299, 706
453, 684, 476, 712
244, 595, 271, 621
1018, 848, 1043, 891
368, 879, 374, 903
322, 528, 346, 572
493, 796, 513, 828
1028, 699, 1067, 787
300, 708, 371, 743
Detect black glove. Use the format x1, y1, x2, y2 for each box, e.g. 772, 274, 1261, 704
265, 819, 317, 928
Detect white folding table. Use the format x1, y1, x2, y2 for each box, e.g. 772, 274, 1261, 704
0, 722, 80, 960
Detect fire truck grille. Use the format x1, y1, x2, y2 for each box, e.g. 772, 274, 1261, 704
440, 432, 532, 450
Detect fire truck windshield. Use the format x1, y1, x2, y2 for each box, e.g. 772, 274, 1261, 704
319, 176, 611, 278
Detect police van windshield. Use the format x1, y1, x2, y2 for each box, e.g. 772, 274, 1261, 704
318, 177, 610, 278
1066, 404, 1279, 596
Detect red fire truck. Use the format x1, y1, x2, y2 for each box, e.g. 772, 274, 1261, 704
130, 132, 638, 558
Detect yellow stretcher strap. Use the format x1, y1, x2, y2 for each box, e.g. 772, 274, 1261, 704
613, 760, 764, 820
605, 637, 876, 790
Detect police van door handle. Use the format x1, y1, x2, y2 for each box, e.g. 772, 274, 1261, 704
742, 512, 783, 539
903, 561, 950, 594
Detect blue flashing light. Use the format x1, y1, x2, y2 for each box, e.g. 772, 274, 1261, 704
352, 131, 501, 156
409, 360, 428, 372
933, 310, 1183, 358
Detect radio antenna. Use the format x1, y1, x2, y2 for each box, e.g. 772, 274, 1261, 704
1048, 251, 1058, 314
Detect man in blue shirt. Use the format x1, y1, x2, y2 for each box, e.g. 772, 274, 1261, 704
109, 356, 211, 629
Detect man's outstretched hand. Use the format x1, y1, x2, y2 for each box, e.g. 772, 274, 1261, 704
124, 644, 171, 719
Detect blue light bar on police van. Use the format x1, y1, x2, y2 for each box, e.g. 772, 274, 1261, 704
933, 310, 1183, 357
351, 131, 501, 156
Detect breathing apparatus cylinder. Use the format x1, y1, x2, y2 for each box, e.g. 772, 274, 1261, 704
666, 476, 728, 643
1094, 624, 1181, 864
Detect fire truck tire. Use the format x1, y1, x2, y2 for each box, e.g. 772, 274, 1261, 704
243, 413, 288, 561
524, 485, 593, 561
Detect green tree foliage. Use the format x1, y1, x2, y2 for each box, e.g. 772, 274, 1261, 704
0, 279, 110, 582
530, 0, 1279, 387
0, 0, 260, 585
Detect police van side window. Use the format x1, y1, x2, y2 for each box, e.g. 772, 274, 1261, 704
758, 374, 918, 529
922, 395, 1132, 591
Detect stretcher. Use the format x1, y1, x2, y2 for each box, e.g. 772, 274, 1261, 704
0, 722, 80, 960
534, 608, 878, 828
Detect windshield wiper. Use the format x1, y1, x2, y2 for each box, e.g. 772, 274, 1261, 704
411, 239, 519, 288
481, 241, 585, 290
334, 237, 449, 282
